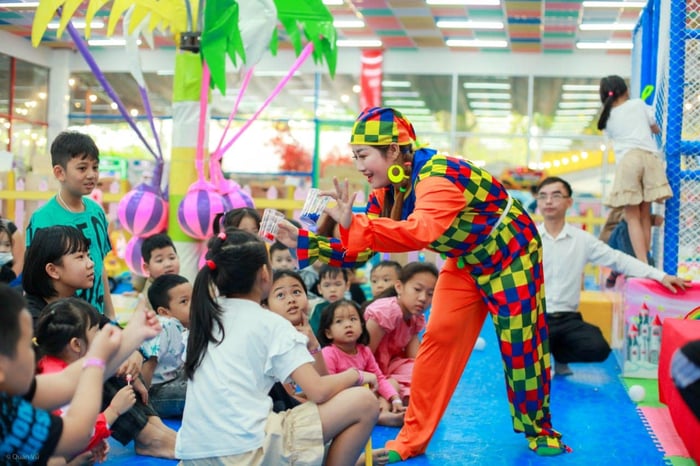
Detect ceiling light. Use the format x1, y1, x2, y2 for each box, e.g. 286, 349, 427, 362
48, 20, 105, 30
562, 84, 599, 91
579, 22, 636, 31
382, 91, 420, 98
562, 93, 600, 100
558, 102, 601, 109
337, 39, 383, 48
576, 41, 633, 49
555, 109, 599, 115
436, 20, 504, 30
463, 82, 511, 90
427, 0, 500, 5
383, 100, 426, 107
333, 19, 365, 28
582, 1, 646, 7
322, 0, 344, 4
447, 39, 508, 48
401, 108, 432, 115
470, 102, 511, 109
0, 2, 39, 7
466, 92, 510, 99
472, 110, 511, 117
382, 80, 412, 88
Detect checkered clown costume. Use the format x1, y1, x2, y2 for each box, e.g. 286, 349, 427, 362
295, 107, 567, 460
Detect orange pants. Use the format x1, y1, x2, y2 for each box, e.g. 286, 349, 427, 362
386, 258, 554, 459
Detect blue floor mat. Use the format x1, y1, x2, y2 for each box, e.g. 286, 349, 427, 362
105, 321, 666, 465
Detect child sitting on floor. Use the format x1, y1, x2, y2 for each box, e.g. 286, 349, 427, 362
176, 229, 379, 465
140, 274, 191, 418
364, 262, 438, 403
140, 233, 180, 310
35, 298, 138, 463
318, 299, 405, 427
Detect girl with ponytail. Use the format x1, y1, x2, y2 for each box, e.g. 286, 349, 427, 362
597, 75, 672, 264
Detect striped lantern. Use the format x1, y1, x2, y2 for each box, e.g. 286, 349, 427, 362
178, 180, 226, 240
220, 179, 254, 210
123, 235, 147, 276
117, 184, 168, 237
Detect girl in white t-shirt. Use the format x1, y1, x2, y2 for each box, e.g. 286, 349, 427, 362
176, 229, 379, 466
597, 75, 672, 264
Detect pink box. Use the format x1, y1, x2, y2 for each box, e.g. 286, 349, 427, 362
619, 277, 700, 378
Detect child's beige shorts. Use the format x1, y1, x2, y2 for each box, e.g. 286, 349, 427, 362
179, 401, 324, 466
606, 148, 673, 208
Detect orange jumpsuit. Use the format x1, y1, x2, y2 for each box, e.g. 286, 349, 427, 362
296, 151, 565, 459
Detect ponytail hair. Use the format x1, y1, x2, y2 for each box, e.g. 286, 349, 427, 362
185, 228, 270, 380
35, 298, 101, 359
597, 75, 628, 131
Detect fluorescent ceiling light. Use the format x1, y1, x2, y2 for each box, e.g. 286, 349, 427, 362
156, 70, 174, 76
1, 2, 39, 7
48, 20, 105, 29
579, 22, 636, 31
576, 41, 633, 49
558, 102, 601, 109
428, 0, 500, 5
87, 38, 141, 46
382, 91, 420, 98
436, 20, 504, 30
463, 82, 510, 90
322, 0, 344, 4
470, 102, 511, 109
562, 84, 599, 91
582, 1, 646, 7
383, 99, 426, 107
556, 109, 599, 115
333, 19, 365, 28
466, 92, 510, 99
382, 80, 412, 88
337, 39, 383, 48
473, 110, 511, 117
447, 39, 508, 48
562, 93, 600, 100
401, 108, 432, 115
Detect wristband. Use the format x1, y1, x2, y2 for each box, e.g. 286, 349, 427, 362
391, 398, 403, 405
309, 346, 322, 355
355, 368, 364, 386
82, 357, 106, 370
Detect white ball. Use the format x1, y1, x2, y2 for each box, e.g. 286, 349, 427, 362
474, 337, 486, 351
629, 385, 646, 402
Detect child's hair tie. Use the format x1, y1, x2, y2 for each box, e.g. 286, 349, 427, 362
206, 259, 217, 270
217, 232, 227, 240
608, 91, 614, 97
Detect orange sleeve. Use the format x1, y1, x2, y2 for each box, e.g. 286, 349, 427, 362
340, 177, 465, 253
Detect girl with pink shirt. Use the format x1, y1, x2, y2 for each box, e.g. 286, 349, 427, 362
319, 299, 405, 427
363, 262, 438, 404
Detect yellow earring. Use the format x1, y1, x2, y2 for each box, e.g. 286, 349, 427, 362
387, 164, 408, 184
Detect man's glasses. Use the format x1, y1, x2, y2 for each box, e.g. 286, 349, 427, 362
536, 192, 569, 201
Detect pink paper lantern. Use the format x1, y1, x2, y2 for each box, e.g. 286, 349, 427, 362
117, 184, 168, 237
178, 180, 226, 240
123, 236, 147, 276
220, 179, 254, 210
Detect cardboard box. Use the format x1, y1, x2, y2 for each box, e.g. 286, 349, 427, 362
619, 277, 700, 378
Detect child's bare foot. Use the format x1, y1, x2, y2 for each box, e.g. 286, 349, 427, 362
378, 410, 405, 427
356, 448, 389, 465
134, 417, 176, 458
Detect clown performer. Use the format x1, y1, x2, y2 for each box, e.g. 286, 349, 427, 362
277, 107, 568, 462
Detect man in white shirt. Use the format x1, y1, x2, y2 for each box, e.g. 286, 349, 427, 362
535, 177, 688, 375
